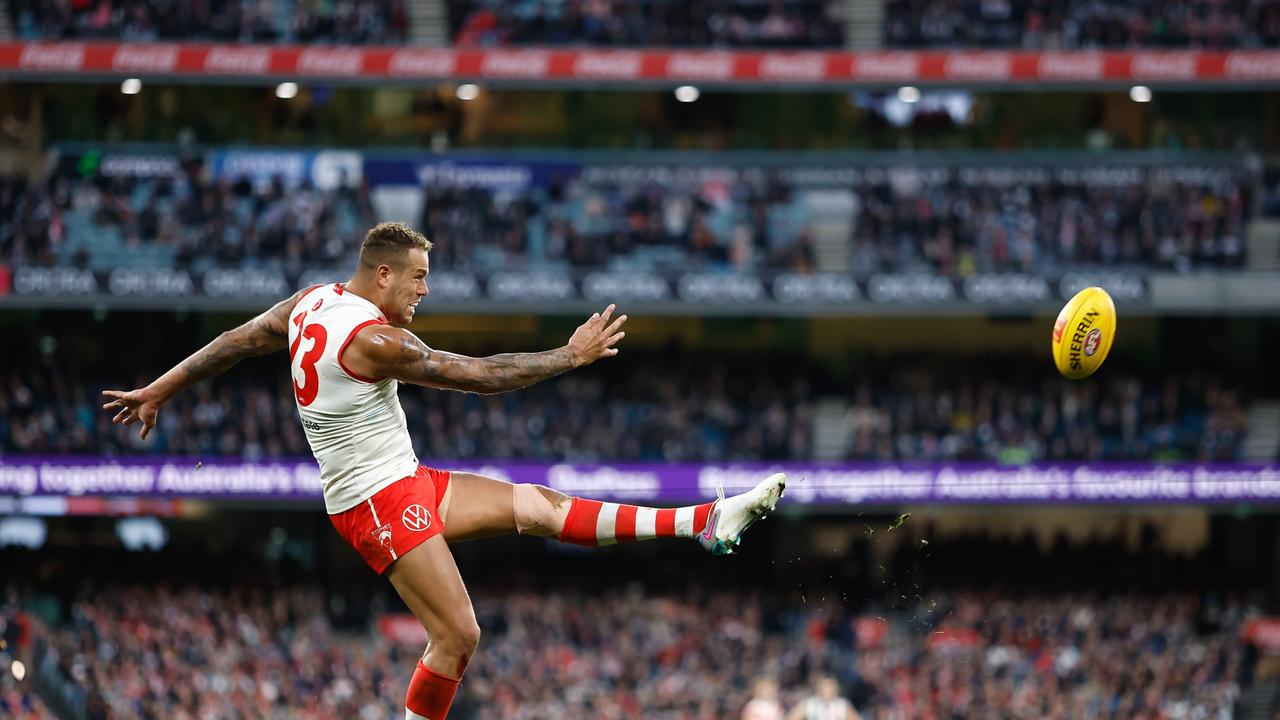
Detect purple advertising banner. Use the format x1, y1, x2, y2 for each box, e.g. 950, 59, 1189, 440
1, 457, 1279, 504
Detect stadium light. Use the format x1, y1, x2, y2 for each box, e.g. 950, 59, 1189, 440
275, 82, 299, 100
120, 78, 142, 95
116, 517, 169, 551
456, 83, 480, 101
0, 516, 46, 549
1129, 85, 1153, 103
897, 86, 921, 103
674, 85, 700, 103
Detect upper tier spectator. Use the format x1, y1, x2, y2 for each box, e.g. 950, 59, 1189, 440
0, 158, 1250, 276
850, 172, 1248, 273
8, 0, 408, 44
885, 0, 1280, 49
0, 163, 376, 275
448, 0, 844, 48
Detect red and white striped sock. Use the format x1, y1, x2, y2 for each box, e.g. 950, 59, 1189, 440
558, 498, 715, 547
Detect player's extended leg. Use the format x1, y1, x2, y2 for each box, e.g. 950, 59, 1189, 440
437, 472, 521, 542
386, 534, 479, 720
440, 471, 786, 554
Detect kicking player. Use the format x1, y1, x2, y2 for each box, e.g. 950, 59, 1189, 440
102, 222, 785, 720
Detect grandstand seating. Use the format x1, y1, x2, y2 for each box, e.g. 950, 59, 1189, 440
0, 170, 375, 273
0, 351, 1249, 462
34, 588, 1247, 719
11, 0, 1279, 50
447, 0, 844, 47
883, 0, 1280, 49
0, 158, 1251, 275
7, 0, 407, 44
10, 532, 1259, 720
0, 606, 47, 720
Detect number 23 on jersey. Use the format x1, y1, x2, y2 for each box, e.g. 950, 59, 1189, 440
290, 311, 328, 406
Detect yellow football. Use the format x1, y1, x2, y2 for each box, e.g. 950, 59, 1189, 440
1051, 287, 1116, 380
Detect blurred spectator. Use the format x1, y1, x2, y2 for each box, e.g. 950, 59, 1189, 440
851, 173, 1248, 273
6, 523, 1264, 720
885, 0, 1280, 49
0, 670, 48, 720
1, 159, 1250, 275
743, 677, 785, 720
0, 607, 48, 720
1264, 163, 1280, 218
0, 166, 376, 274
419, 173, 819, 273
27, 582, 1249, 720
8, 0, 408, 44
0, 352, 817, 462
839, 359, 1249, 463
786, 676, 860, 720
0, 351, 1249, 462
449, 0, 844, 48
37, 586, 407, 719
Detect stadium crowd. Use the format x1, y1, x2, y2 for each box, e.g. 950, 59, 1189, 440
14, 532, 1257, 720
884, 0, 1280, 49
0, 606, 49, 720
457, 589, 1244, 719
448, 0, 843, 48
6, 0, 407, 44
1265, 163, 1280, 218
0, 674, 47, 720
0, 161, 1251, 275
0, 352, 1249, 463
0, 165, 376, 274
848, 171, 1247, 274
422, 167, 1250, 273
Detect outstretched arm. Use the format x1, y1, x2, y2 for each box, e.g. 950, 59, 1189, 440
345, 304, 628, 394
101, 287, 311, 439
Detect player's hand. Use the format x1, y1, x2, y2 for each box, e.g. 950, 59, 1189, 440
101, 388, 163, 440
567, 304, 627, 367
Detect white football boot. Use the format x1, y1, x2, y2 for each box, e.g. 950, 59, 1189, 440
698, 472, 786, 556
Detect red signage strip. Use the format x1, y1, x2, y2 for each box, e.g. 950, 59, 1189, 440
3, 43, 1280, 85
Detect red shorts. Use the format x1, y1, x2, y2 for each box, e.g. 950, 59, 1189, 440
329, 466, 451, 574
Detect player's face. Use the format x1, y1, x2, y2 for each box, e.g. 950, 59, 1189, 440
388, 248, 430, 326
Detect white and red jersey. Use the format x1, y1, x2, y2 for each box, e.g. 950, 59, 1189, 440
287, 283, 419, 514
742, 698, 783, 720
796, 698, 858, 720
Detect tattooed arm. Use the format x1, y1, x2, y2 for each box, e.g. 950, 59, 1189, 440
101, 287, 312, 439
344, 305, 628, 394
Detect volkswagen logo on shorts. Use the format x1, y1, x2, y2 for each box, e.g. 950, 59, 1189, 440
401, 504, 432, 532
